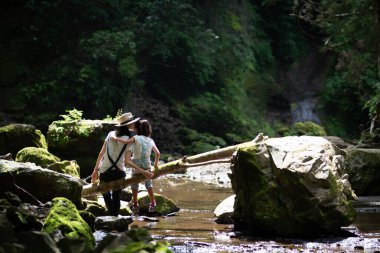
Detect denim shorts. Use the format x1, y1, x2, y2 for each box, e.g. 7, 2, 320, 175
131, 168, 153, 190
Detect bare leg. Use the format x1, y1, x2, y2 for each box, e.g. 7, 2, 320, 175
147, 187, 156, 205
132, 189, 138, 206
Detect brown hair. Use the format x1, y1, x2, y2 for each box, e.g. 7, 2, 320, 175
137, 119, 152, 137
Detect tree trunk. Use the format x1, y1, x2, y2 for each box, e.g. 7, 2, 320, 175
81, 134, 265, 197
376, 0, 380, 78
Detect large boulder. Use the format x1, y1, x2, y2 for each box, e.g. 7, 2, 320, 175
42, 197, 95, 252
0, 124, 47, 156
47, 119, 115, 177
345, 147, 380, 195
230, 135, 356, 237
0, 160, 83, 206
15, 147, 60, 168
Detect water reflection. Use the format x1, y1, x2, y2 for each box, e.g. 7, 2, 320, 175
128, 176, 380, 252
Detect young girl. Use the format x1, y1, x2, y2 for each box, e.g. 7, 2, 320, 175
112, 119, 160, 213
91, 113, 153, 216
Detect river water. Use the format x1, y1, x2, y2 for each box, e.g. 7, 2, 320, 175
127, 165, 380, 253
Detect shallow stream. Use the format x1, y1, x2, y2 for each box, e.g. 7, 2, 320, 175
128, 169, 380, 253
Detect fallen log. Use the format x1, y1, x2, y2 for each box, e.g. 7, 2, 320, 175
81, 133, 265, 197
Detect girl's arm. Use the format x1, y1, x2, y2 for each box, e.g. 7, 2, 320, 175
111, 136, 135, 144
152, 145, 160, 171
124, 151, 154, 179
91, 142, 106, 183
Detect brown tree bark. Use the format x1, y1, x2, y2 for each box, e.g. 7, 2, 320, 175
81, 134, 265, 197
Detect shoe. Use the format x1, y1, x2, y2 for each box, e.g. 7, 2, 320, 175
131, 205, 139, 214
148, 203, 156, 213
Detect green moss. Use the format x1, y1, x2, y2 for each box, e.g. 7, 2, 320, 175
291, 121, 327, 136
47, 160, 80, 178
138, 194, 180, 215
43, 197, 95, 251
107, 228, 172, 253
15, 147, 60, 167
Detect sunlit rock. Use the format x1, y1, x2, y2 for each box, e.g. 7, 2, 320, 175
0, 160, 83, 206
42, 197, 95, 251
137, 193, 180, 215
47, 119, 115, 176
230, 135, 356, 237
16, 147, 60, 168
0, 124, 47, 156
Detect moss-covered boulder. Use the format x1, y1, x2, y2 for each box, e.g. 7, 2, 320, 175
137, 193, 180, 215
291, 121, 327, 136
0, 124, 47, 156
43, 197, 95, 252
345, 147, 380, 195
47, 160, 80, 178
231, 136, 356, 237
97, 228, 171, 253
0, 160, 83, 206
15, 147, 60, 168
47, 119, 115, 176
83, 199, 108, 217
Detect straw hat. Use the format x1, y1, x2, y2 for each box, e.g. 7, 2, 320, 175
115, 112, 140, 126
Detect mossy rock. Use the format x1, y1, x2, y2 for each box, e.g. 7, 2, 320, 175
137, 193, 180, 215
47, 119, 115, 176
15, 147, 60, 168
291, 121, 326, 136
78, 210, 95, 232
0, 124, 47, 156
43, 197, 95, 251
47, 160, 80, 178
99, 228, 171, 253
0, 160, 83, 206
83, 199, 108, 217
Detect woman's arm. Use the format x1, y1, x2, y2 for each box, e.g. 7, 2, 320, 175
91, 142, 106, 183
111, 136, 135, 144
152, 145, 160, 171
124, 151, 153, 179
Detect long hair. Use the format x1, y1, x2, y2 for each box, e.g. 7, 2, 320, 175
137, 119, 152, 137
115, 125, 131, 137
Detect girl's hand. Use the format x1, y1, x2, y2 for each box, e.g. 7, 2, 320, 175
144, 171, 154, 179
110, 136, 118, 141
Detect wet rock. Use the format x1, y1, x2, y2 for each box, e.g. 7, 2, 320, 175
17, 231, 60, 253
82, 199, 108, 217
231, 136, 356, 237
0, 124, 47, 157
78, 210, 95, 232
345, 147, 380, 195
0, 160, 83, 206
47, 160, 80, 178
96, 228, 171, 253
47, 119, 115, 176
6, 206, 43, 231
137, 193, 180, 216
214, 195, 235, 224
15, 147, 60, 168
42, 197, 95, 252
94, 216, 133, 232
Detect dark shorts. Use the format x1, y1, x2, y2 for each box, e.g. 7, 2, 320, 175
100, 169, 126, 183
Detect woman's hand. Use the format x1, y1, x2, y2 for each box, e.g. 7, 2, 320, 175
91, 169, 99, 184
110, 136, 118, 141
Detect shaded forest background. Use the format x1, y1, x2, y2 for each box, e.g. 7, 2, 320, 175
1, 0, 379, 155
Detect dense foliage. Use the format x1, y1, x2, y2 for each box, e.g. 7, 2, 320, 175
1, 0, 378, 151
293, 0, 380, 136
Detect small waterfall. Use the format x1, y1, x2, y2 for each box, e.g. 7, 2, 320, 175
291, 97, 321, 124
